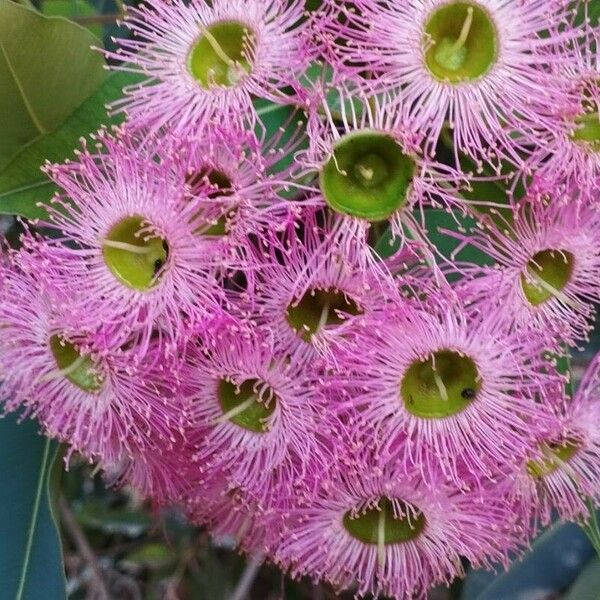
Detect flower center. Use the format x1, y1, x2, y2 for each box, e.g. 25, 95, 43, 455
188, 20, 255, 88
186, 168, 234, 236
217, 378, 277, 433
424, 2, 497, 83
520, 249, 574, 306
319, 131, 415, 222
343, 497, 426, 545
49, 335, 103, 392
400, 350, 480, 418
571, 110, 600, 152
102, 216, 169, 291
527, 439, 580, 479
286, 287, 363, 342
187, 168, 234, 199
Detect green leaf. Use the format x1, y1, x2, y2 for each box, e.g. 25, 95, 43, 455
76, 501, 151, 537
41, 0, 104, 40
563, 556, 600, 600
375, 209, 494, 267
0, 72, 141, 220
0, 0, 105, 165
461, 521, 595, 600
0, 414, 66, 600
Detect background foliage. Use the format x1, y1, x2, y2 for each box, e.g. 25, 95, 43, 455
0, 0, 599, 598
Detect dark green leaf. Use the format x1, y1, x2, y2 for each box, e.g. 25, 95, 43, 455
0, 0, 105, 165
375, 209, 494, 267
563, 556, 600, 600
0, 72, 142, 220
461, 521, 595, 600
0, 414, 66, 600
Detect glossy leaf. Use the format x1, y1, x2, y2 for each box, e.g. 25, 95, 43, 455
563, 556, 600, 600
0, 0, 105, 165
0, 414, 65, 600
461, 521, 595, 600
0, 72, 141, 220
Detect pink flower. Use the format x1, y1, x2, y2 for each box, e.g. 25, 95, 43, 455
242, 207, 402, 365
38, 131, 225, 358
525, 25, 600, 199
299, 87, 465, 246
274, 451, 517, 599
334, 297, 561, 486
508, 352, 600, 528
108, 0, 312, 137
183, 319, 337, 504
0, 258, 187, 464
450, 193, 600, 346
323, 0, 578, 169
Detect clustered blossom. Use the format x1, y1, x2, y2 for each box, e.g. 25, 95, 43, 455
1, 0, 599, 598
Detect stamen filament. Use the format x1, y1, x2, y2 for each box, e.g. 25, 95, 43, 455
452, 7, 473, 52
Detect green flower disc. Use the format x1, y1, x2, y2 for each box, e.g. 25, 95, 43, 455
217, 378, 277, 433
520, 249, 574, 306
103, 216, 168, 291
188, 21, 254, 88
424, 2, 497, 83
527, 440, 580, 479
319, 131, 416, 222
343, 497, 426, 544
400, 350, 480, 418
49, 335, 103, 392
571, 111, 600, 152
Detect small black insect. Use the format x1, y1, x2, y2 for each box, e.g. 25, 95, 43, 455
461, 388, 476, 400
153, 259, 164, 276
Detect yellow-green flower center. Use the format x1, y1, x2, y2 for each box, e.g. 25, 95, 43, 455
103, 216, 168, 291
571, 110, 600, 152
217, 378, 277, 433
520, 249, 574, 306
319, 131, 416, 222
49, 335, 103, 392
527, 439, 580, 479
188, 21, 255, 88
286, 287, 363, 342
400, 350, 480, 418
343, 497, 426, 545
424, 2, 497, 83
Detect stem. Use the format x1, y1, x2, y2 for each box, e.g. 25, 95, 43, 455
452, 7, 473, 52
59, 496, 110, 600
228, 554, 264, 600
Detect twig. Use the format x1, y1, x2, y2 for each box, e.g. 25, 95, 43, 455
59, 496, 110, 600
228, 553, 265, 600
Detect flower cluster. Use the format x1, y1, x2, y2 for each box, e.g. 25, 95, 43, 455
1, 0, 600, 598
